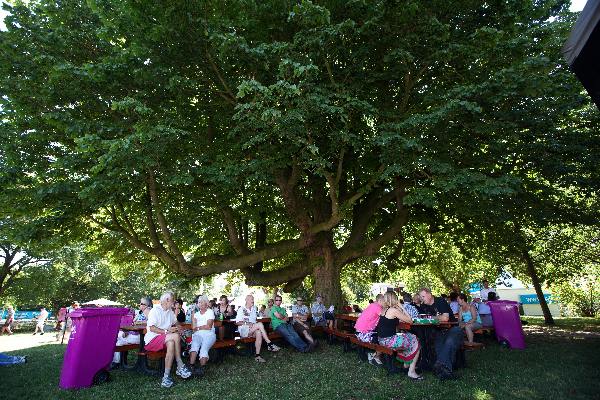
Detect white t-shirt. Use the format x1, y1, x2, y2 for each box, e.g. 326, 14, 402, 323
480, 287, 497, 301
38, 309, 49, 323
235, 305, 257, 324
194, 309, 216, 333
144, 306, 176, 345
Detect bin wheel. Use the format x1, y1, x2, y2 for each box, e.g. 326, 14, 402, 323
499, 340, 510, 349
93, 370, 110, 385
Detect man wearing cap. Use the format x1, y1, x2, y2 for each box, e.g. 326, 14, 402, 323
292, 297, 317, 349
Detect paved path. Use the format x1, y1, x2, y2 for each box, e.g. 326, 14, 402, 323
0, 331, 66, 353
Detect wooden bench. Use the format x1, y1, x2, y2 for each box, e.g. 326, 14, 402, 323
137, 350, 167, 375
113, 344, 140, 369
462, 341, 485, 350
323, 327, 354, 351
210, 339, 237, 363
349, 336, 401, 374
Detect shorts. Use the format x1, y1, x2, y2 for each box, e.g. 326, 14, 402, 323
145, 334, 166, 352
356, 330, 377, 343
292, 320, 310, 336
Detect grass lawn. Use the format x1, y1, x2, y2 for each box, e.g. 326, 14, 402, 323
1, 318, 599, 400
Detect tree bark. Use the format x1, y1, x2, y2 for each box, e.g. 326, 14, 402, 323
522, 248, 555, 325
311, 233, 344, 308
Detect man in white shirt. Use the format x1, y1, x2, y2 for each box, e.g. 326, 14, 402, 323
33, 307, 49, 335
144, 291, 191, 388
479, 280, 498, 302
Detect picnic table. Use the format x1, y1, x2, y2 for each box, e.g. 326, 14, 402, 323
334, 312, 461, 371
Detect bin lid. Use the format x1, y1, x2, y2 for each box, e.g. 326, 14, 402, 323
68, 307, 129, 318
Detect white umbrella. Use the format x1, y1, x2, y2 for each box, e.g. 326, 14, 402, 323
82, 298, 123, 306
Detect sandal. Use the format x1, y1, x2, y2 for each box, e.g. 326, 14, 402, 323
254, 355, 266, 363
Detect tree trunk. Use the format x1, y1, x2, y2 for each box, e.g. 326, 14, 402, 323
311, 235, 343, 309
523, 248, 555, 325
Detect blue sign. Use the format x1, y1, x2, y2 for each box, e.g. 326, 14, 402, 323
519, 294, 552, 304
1, 310, 53, 319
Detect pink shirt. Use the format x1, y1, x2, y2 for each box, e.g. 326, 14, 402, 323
354, 302, 382, 333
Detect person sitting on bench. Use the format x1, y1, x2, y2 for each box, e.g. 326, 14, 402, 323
458, 293, 482, 345
236, 294, 281, 362
270, 295, 310, 353
113, 296, 152, 365
376, 292, 423, 381
355, 293, 385, 366
144, 291, 192, 388
189, 295, 216, 375
292, 297, 317, 349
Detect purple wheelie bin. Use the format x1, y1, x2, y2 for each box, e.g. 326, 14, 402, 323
488, 300, 526, 349
59, 307, 128, 389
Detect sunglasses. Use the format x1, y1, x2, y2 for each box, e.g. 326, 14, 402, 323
275, 299, 282, 302
139, 303, 148, 306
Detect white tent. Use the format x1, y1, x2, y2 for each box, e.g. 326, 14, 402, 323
82, 298, 123, 306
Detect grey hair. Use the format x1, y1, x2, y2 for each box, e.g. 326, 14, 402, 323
197, 295, 209, 305
160, 291, 174, 302
141, 296, 152, 307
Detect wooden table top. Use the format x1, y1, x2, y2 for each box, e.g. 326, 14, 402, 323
335, 313, 458, 328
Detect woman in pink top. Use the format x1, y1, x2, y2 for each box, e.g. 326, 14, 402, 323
355, 294, 385, 365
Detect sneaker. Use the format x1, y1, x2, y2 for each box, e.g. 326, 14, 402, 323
267, 343, 281, 352
40, 332, 44, 335
161, 375, 174, 388
175, 364, 192, 379
369, 355, 383, 366
367, 352, 374, 362
33, 332, 37, 335
193, 366, 205, 377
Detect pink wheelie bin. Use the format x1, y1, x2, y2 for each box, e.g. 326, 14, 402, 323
488, 300, 526, 349
59, 307, 128, 389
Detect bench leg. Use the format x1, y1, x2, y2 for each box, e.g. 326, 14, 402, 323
342, 339, 352, 353
383, 354, 400, 374
357, 346, 368, 361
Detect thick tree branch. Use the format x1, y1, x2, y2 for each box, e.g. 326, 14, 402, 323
146, 171, 190, 272
188, 238, 311, 277
337, 186, 409, 265
275, 168, 313, 232
205, 50, 236, 103
242, 255, 317, 287
222, 206, 250, 255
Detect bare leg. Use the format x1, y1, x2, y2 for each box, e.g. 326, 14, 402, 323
254, 322, 270, 343
465, 325, 474, 343
199, 357, 209, 366
164, 339, 175, 375
171, 333, 184, 365
189, 351, 198, 366
407, 348, 421, 379
254, 330, 263, 354
248, 325, 264, 354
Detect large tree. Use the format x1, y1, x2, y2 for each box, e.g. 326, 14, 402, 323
1, 0, 596, 305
